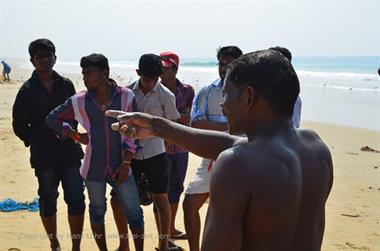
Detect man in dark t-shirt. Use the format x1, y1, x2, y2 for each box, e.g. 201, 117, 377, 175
12, 38, 85, 251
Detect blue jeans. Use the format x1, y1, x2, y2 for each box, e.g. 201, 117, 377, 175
85, 175, 144, 230
36, 164, 85, 217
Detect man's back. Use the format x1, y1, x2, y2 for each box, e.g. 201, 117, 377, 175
203, 126, 333, 251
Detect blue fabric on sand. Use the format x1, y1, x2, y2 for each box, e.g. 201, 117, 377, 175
0, 198, 39, 212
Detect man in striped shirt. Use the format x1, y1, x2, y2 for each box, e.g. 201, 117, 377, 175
46, 54, 144, 251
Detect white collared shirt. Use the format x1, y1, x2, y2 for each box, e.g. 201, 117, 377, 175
131, 80, 180, 159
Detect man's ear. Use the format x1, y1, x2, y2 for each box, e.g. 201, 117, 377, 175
243, 86, 257, 111
136, 69, 141, 76
102, 69, 109, 79
30, 57, 35, 67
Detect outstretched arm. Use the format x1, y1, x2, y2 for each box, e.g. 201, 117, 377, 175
106, 110, 246, 161
191, 119, 228, 131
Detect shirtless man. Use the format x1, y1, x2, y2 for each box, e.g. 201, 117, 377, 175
107, 49, 333, 251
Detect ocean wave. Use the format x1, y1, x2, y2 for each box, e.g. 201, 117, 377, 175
297, 70, 379, 81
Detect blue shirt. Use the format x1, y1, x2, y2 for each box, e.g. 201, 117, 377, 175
190, 79, 227, 124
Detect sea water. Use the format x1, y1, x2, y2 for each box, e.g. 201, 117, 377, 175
17, 56, 380, 130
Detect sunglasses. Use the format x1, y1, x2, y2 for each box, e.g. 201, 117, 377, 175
161, 56, 177, 66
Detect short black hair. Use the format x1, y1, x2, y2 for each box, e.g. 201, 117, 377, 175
269, 46, 292, 62
138, 54, 163, 78
80, 53, 110, 77
28, 38, 56, 58
227, 50, 300, 117
217, 46, 243, 60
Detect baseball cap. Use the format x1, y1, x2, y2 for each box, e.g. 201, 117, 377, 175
160, 51, 179, 67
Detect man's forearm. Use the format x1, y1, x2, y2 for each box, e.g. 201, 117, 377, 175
12, 121, 31, 147
191, 119, 228, 131
151, 117, 237, 160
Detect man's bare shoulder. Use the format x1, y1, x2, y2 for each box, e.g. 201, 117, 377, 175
297, 128, 332, 157
212, 143, 282, 187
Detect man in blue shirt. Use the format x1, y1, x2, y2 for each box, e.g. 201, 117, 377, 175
184, 46, 242, 251
2, 60, 11, 81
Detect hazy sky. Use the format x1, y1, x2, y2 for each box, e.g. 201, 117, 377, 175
0, 0, 379, 60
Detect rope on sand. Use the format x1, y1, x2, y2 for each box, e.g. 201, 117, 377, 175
0, 198, 39, 212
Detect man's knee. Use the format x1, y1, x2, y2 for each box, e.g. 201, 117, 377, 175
39, 198, 57, 217
38, 184, 59, 217
64, 188, 85, 216
152, 193, 169, 210
183, 194, 207, 214
67, 200, 85, 216
89, 205, 106, 225
126, 208, 144, 231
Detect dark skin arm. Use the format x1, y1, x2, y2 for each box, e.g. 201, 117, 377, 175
201, 149, 249, 251
106, 110, 245, 161
65, 128, 88, 145
113, 150, 133, 185
191, 119, 228, 131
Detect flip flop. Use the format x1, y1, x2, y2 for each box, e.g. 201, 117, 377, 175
170, 232, 187, 240
154, 248, 183, 251
155, 242, 184, 251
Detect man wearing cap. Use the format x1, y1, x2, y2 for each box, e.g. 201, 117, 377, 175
160, 51, 195, 240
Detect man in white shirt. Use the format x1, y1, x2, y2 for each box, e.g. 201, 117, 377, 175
131, 54, 180, 251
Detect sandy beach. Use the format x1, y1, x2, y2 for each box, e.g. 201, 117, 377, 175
0, 68, 379, 251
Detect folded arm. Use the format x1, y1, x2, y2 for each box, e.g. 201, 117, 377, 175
45, 98, 75, 137
45, 98, 87, 144
12, 88, 32, 147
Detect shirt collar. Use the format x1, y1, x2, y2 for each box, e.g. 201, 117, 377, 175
211, 79, 223, 89
31, 70, 62, 85
135, 79, 159, 93
109, 78, 121, 94
176, 79, 185, 90
87, 79, 119, 96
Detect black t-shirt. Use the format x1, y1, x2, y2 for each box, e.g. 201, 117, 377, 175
12, 70, 83, 170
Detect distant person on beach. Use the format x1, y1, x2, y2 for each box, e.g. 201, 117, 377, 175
46, 53, 144, 251
159, 51, 195, 240
12, 38, 85, 251
129, 54, 180, 251
1, 60, 11, 81
106, 49, 334, 251
184, 46, 242, 251
269, 46, 302, 128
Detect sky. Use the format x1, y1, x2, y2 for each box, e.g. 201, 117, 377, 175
0, 0, 379, 61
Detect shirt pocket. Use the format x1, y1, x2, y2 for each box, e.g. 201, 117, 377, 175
146, 104, 164, 117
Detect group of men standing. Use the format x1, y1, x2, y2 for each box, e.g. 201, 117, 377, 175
12, 38, 332, 251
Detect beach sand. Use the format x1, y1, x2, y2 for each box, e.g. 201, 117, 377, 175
0, 69, 379, 251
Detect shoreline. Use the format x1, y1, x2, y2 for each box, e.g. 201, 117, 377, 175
2, 65, 379, 131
